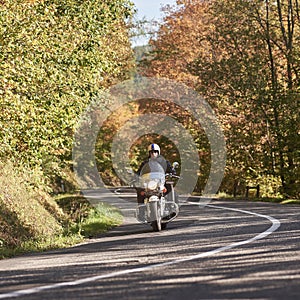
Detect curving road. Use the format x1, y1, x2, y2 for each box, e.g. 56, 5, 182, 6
0, 198, 299, 299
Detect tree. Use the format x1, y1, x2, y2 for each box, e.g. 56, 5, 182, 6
192, 0, 300, 197
0, 0, 135, 186
140, 0, 210, 87
140, 0, 299, 197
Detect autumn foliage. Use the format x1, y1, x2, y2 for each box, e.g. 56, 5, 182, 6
141, 0, 299, 197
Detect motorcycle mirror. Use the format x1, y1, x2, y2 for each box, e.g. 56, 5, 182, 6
172, 162, 179, 169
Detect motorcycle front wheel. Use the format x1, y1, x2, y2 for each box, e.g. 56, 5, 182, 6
150, 201, 162, 232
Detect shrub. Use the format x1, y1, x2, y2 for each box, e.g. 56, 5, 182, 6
0, 161, 67, 248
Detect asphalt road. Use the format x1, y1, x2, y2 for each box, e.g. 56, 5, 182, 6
0, 198, 299, 300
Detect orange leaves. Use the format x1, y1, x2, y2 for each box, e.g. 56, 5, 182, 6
141, 0, 210, 88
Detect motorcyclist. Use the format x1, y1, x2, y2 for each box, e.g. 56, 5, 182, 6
136, 144, 176, 219
137, 144, 174, 180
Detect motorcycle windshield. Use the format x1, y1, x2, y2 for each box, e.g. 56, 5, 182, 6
139, 159, 165, 188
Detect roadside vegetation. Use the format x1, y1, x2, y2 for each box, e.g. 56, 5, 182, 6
0, 0, 132, 259
0, 161, 122, 259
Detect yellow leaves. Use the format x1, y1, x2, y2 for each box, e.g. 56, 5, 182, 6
0, 0, 135, 189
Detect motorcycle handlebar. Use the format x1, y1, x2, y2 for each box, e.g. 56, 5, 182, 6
165, 173, 180, 179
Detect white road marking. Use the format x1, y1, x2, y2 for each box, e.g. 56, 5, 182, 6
0, 203, 281, 299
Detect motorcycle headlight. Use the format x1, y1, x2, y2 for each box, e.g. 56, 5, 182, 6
147, 180, 158, 190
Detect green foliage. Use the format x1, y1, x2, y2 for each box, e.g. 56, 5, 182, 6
280, 199, 300, 205
0, 234, 83, 259
0, 0, 135, 185
0, 161, 66, 249
55, 194, 122, 237
0, 0, 134, 258
246, 173, 283, 199
0, 165, 122, 258
78, 203, 122, 237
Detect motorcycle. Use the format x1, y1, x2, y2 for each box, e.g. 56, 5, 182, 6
135, 159, 180, 231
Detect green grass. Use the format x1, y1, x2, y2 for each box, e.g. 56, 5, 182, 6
190, 191, 300, 205
0, 161, 122, 259
217, 194, 299, 205
0, 192, 123, 259
78, 202, 123, 238
55, 194, 123, 237
0, 234, 83, 259
280, 199, 300, 205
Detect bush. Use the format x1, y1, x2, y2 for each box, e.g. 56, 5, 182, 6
55, 194, 123, 237
0, 161, 67, 249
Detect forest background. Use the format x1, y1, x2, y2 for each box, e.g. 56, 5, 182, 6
0, 0, 299, 251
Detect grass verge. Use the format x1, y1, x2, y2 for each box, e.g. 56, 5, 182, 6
0, 193, 123, 259
55, 193, 123, 238
213, 193, 299, 205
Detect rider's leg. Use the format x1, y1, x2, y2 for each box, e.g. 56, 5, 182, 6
136, 188, 146, 221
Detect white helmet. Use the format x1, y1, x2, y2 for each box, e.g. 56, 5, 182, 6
148, 143, 160, 155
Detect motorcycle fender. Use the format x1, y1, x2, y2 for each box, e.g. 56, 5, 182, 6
148, 195, 159, 202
